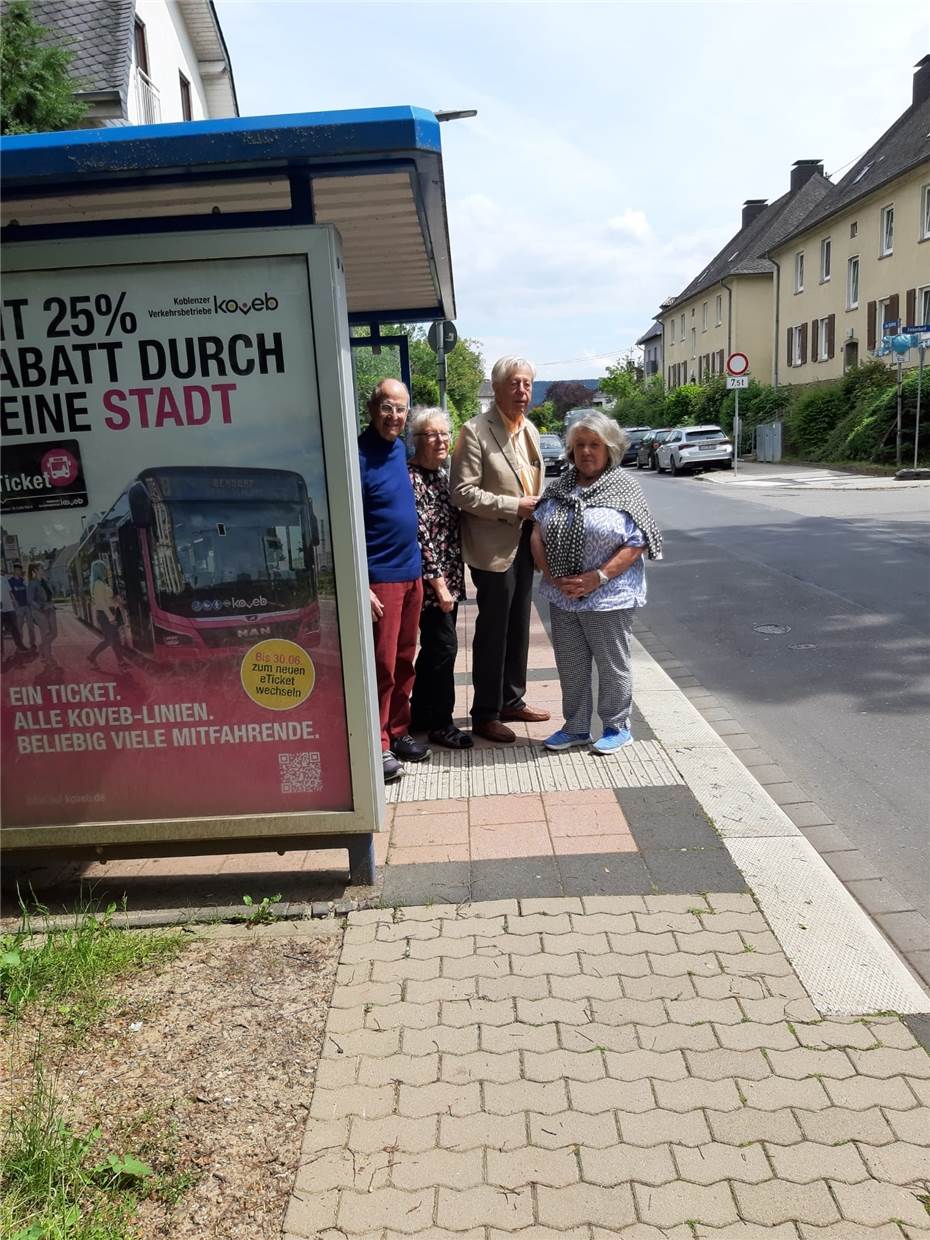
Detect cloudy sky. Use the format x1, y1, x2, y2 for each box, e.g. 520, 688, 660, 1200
217, 1, 928, 379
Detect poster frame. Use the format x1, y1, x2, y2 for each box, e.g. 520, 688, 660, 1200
1, 225, 383, 851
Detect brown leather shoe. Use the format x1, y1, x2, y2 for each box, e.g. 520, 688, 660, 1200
500, 705, 551, 723
473, 719, 516, 743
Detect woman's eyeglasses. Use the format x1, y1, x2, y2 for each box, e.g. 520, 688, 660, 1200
415, 431, 451, 442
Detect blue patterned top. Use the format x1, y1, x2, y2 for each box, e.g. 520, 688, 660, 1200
535, 494, 646, 612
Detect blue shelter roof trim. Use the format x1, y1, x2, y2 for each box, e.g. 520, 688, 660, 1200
0, 105, 442, 185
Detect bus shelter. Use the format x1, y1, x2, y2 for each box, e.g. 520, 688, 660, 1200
0, 107, 456, 885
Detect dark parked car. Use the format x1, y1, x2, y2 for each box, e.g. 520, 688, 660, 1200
539, 433, 565, 476
620, 426, 652, 466
636, 428, 672, 470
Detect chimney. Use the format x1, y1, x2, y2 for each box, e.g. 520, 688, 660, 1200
741, 199, 768, 229
914, 55, 930, 107
790, 160, 824, 192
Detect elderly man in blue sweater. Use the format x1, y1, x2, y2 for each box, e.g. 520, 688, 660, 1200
359, 378, 431, 782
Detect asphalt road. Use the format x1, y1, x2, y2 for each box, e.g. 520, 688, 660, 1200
634, 467, 930, 920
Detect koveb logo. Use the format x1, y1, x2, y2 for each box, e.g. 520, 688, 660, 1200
212, 292, 278, 315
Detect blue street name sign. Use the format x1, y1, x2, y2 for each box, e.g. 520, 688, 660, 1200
904, 324, 930, 333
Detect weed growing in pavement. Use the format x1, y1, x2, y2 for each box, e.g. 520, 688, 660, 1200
1, 897, 183, 1033
240, 893, 283, 926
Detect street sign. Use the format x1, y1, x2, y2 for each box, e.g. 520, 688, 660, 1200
726, 375, 749, 389
726, 351, 750, 376
428, 320, 458, 354
904, 324, 930, 333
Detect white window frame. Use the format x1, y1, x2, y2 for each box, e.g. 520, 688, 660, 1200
877, 297, 891, 344
789, 324, 802, 367
820, 237, 831, 283
715, 294, 722, 326
919, 285, 930, 327
850, 220, 858, 239
691, 327, 696, 358
817, 316, 830, 362
880, 204, 894, 256
680, 314, 685, 342
921, 184, 930, 242
794, 251, 805, 293
846, 255, 859, 310
702, 302, 708, 331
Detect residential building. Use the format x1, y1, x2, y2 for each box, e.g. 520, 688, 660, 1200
28, 0, 237, 128
768, 56, 930, 385
659, 165, 832, 389
477, 379, 494, 415
635, 320, 663, 379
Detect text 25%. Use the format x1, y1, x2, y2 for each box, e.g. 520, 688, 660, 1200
43, 292, 137, 339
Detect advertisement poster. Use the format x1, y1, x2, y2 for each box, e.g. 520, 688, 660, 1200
1, 253, 353, 827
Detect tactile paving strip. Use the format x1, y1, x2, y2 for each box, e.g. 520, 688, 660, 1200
384, 739, 684, 803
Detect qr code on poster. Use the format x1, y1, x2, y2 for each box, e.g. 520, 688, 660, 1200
278, 752, 322, 794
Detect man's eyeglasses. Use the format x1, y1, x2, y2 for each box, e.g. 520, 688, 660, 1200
378, 401, 409, 415
415, 431, 451, 442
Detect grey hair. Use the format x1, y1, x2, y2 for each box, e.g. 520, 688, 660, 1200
409, 406, 451, 437
491, 355, 536, 386
366, 378, 410, 417
564, 411, 629, 468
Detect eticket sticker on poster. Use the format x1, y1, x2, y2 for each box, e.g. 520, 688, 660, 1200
1, 254, 353, 826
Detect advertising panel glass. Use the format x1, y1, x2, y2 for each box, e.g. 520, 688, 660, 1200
1, 249, 356, 828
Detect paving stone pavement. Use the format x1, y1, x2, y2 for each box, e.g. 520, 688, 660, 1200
284, 897, 930, 1240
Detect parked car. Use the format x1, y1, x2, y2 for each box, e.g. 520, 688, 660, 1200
539, 433, 565, 476
655, 425, 733, 475
620, 426, 652, 466
636, 428, 672, 470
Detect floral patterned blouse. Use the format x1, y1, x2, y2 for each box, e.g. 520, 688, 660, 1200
408, 463, 465, 609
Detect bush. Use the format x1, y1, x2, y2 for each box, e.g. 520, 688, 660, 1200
665, 384, 701, 426
784, 385, 847, 458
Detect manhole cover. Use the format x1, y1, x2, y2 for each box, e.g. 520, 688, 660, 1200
753, 623, 791, 635
789, 642, 817, 650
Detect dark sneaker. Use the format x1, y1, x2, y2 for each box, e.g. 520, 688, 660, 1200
390, 734, 431, 763
382, 751, 404, 783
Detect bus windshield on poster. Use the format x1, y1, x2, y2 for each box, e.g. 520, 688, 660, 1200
0, 254, 353, 829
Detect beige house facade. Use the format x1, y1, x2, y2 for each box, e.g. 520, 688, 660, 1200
769, 59, 930, 386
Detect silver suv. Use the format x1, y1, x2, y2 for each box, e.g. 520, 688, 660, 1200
656, 425, 733, 475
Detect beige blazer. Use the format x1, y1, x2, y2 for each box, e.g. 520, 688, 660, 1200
449, 405, 542, 572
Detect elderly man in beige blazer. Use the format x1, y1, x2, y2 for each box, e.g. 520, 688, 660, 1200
450, 356, 551, 743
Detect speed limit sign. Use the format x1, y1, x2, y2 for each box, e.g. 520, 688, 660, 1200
726, 351, 750, 376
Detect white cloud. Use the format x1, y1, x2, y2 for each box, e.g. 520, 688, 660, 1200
607, 210, 652, 242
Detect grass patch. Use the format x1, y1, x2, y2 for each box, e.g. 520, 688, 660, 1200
1, 898, 183, 1033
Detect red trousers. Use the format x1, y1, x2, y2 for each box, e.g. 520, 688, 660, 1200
370, 579, 423, 751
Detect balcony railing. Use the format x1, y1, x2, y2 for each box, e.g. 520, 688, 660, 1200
135, 68, 161, 125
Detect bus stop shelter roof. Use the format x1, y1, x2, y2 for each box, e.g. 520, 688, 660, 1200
0, 106, 455, 324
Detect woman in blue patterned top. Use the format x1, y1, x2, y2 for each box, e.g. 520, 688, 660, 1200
531, 411, 662, 755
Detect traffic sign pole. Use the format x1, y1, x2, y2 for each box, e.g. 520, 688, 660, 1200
725, 353, 750, 475
733, 387, 740, 475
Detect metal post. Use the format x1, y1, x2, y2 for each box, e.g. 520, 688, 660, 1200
437, 327, 446, 412
733, 387, 740, 475
915, 343, 925, 471
896, 356, 903, 469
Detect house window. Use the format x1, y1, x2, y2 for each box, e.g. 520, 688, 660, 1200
133, 18, 149, 74
876, 297, 891, 344
702, 302, 708, 331
921, 185, 930, 241
715, 294, 722, 325
789, 325, 802, 367
850, 221, 858, 238
820, 238, 831, 282
179, 72, 193, 121
794, 251, 805, 293
817, 317, 830, 362
680, 314, 685, 342
918, 285, 930, 326
880, 204, 894, 256
846, 256, 859, 310
691, 328, 696, 358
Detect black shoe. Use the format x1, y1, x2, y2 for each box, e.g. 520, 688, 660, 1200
390, 734, 431, 763
382, 751, 404, 783
428, 725, 474, 750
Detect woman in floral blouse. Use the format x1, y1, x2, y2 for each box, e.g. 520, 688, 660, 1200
408, 407, 473, 749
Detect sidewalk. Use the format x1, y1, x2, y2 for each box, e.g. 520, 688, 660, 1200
694, 461, 930, 491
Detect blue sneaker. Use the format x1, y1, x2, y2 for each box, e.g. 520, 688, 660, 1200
543, 729, 592, 752
590, 727, 633, 755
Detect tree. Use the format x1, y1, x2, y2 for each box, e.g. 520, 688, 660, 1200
1, 0, 86, 135
599, 353, 640, 406
528, 401, 560, 433
546, 381, 596, 418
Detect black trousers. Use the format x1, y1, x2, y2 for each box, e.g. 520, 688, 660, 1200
469, 522, 534, 723
411, 601, 459, 731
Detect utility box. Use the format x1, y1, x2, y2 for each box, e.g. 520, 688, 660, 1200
0, 108, 455, 884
